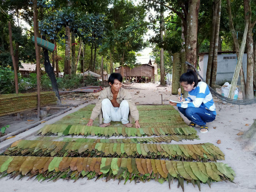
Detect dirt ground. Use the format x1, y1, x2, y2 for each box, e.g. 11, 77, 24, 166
1, 82, 256, 192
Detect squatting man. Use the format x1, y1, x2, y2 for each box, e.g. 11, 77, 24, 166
87, 73, 140, 128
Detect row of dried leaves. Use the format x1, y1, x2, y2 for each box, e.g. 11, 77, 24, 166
38, 124, 197, 137
59, 135, 199, 143
0, 156, 235, 191
4, 140, 224, 161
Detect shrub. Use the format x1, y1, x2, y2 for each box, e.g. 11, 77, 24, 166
0, 66, 15, 94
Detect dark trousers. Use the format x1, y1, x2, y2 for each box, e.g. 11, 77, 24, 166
178, 107, 216, 126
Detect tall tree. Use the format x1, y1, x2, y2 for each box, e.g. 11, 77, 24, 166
160, 0, 165, 85
186, 0, 201, 67
244, 0, 255, 99
210, 0, 221, 87
64, 26, 71, 75
226, 0, 246, 98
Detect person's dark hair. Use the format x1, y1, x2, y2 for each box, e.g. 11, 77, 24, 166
179, 69, 199, 87
108, 73, 123, 84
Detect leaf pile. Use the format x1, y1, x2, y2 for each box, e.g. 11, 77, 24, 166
38, 124, 197, 137
4, 140, 224, 161
0, 92, 57, 116
0, 156, 235, 191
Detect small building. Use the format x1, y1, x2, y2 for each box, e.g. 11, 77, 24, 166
19, 63, 59, 77
199, 52, 248, 85
83, 70, 101, 79
19, 63, 37, 77
115, 59, 157, 83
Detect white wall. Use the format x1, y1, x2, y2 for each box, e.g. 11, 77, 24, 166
199, 53, 248, 85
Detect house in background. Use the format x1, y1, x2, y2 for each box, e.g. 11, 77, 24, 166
19, 63, 37, 77
198, 51, 248, 85
115, 57, 158, 83
19, 63, 58, 77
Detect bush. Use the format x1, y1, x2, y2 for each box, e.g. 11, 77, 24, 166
57, 75, 84, 90
0, 68, 88, 93
84, 75, 100, 86
41, 74, 52, 90
0, 66, 15, 94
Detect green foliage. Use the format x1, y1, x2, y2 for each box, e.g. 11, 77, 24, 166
0, 66, 15, 94
102, 0, 148, 67
0, 125, 10, 134
57, 74, 83, 90
151, 47, 172, 72
84, 75, 100, 86
0, 15, 36, 68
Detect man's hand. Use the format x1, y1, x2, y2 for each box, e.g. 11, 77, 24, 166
135, 120, 140, 128
111, 94, 120, 107
87, 119, 94, 126
169, 101, 177, 106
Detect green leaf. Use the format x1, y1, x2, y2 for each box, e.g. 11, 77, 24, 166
121, 143, 125, 154
158, 178, 165, 184
0, 157, 13, 173
48, 157, 63, 172
189, 162, 208, 183
63, 125, 72, 136
136, 143, 142, 155
111, 158, 119, 175
216, 163, 234, 181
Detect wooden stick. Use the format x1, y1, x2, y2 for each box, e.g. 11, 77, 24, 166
8, 21, 18, 94
33, 0, 41, 119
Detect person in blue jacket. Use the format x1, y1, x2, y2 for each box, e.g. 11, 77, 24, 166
170, 69, 216, 133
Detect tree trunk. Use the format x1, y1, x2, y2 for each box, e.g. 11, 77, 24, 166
110, 51, 113, 74
229, 22, 249, 99
218, 35, 222, 51
8, 22, 18, 94
81, 43, 85, 73
93, 44, 97, 72
181, 18, 188, 97
14, 42, 19, 73
186, 0, 200, 67
101, 56, 104, 85
254, 41, 256, 88
64, 26, 71, 75
76, 38, 82, 73
206, 0, 217, 85
42, 40, 61, 104
211, 0, 221, 88
52, 40, 55, 75
90, 42, 93, 71
33, 0, 41, 118
55, 42, 59, 77
226, 0, 246, 98
172, 53, 181, 95
71, 32, 76, 75
244, 0, 254, 99
160, 2, 165, 85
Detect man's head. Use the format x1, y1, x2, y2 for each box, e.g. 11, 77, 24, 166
108, 73, 123, 92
